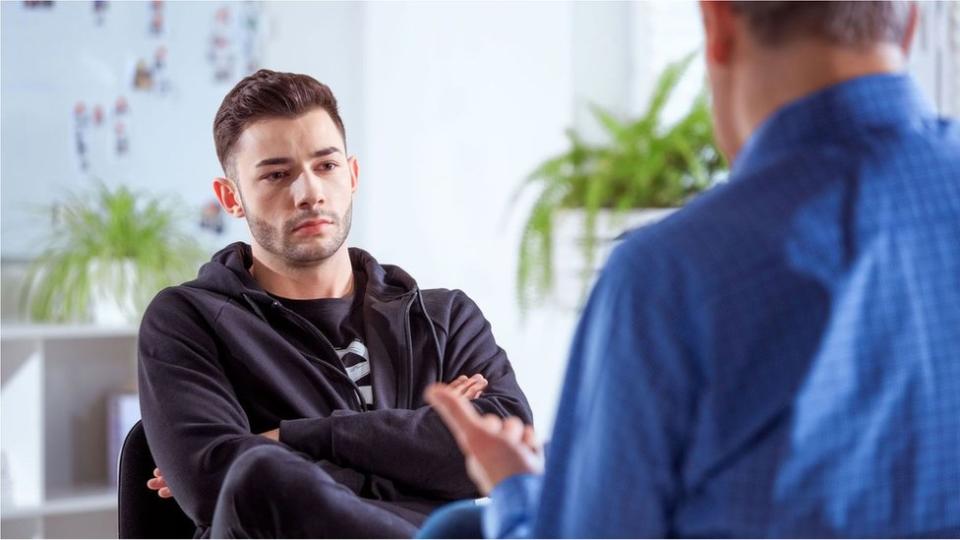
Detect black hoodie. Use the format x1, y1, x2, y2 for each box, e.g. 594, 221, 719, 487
138, 242, 532, 535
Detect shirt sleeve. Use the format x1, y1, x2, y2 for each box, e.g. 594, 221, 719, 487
138, 289, 286, 529
483, 473, 543, 538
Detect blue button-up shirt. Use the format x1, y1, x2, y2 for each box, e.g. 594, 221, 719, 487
487, 74, 960, 537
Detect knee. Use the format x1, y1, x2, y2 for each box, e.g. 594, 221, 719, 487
213, 445, 352, 537
213, 445, 294, 536
217, 445, 291, 514
223, 445, 290, 492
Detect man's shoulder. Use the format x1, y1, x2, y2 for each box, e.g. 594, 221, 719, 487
418, 286, 471, 310
604, 163, 822, 305
142, 282, 230, 326
417, 287, 486, 334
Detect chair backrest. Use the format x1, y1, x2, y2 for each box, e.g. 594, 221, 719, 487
118, 420, 196, 539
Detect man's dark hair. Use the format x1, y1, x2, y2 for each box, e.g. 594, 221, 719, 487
213, 69, 346, 177
730, 1, 912, 47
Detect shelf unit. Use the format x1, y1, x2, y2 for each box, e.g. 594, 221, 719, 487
1, 324, 139, 538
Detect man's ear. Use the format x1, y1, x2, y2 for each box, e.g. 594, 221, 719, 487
900, 1, 919, 56
213, 177, 245, 218
701, 1, 736, 65
348, 155, 360, 193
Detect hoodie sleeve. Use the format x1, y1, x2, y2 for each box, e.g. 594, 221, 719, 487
138, 288, 288, 529
279, 290, 533, 500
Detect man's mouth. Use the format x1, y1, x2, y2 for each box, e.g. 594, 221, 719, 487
292, 218, 334, 233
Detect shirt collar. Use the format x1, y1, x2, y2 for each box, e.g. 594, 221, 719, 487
732, 73, 936, 177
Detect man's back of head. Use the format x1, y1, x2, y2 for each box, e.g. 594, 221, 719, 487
701, 0, 917, 160
730, 1, 912, 48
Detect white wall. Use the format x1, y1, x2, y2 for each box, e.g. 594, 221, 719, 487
357, 1, 576, 433
910, 1, 960, 117
629, 1, 706, 124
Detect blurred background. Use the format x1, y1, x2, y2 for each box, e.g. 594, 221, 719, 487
2, 1, 958, 537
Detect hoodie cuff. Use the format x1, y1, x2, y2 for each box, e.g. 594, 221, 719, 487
279, 417, 335, 460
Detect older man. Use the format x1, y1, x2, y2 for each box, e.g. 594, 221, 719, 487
425, 1, 960, 537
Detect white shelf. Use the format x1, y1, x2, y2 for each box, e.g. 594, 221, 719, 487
1, 487, 117, 520
0, 324, 138, 341
1, 329, 137, 538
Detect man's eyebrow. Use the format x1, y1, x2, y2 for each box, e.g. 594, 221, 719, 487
255, 157, 292, 167
255, 147, 342, 168
311, 147, 342, 158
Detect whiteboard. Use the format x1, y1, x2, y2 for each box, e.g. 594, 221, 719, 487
1, 1, 263, 259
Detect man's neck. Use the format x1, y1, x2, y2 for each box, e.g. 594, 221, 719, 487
249, 244, 355, 300
731, 40, 906, 159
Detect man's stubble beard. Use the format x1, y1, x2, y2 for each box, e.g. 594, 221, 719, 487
244, 199, 353, 268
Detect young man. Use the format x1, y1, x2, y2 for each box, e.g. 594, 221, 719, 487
425, 1, 960, 537
137, 70, 532, 538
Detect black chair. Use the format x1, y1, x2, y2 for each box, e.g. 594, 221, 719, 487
118, 420, 196, 539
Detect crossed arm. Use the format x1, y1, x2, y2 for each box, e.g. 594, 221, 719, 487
147, 374, 490, 499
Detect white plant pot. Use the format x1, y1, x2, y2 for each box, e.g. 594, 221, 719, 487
89, 259, 139, 326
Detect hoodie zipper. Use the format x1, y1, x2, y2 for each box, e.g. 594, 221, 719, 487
255, 295, 368, 412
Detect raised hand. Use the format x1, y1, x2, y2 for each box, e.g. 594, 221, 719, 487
425, 383, 542, 495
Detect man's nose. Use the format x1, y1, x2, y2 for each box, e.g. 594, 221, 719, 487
293, 171, 325, 209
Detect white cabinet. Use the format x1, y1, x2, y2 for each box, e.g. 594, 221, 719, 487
1, 325, 139, 539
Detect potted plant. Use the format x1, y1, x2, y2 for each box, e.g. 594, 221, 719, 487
514, 52, 727, 311
21, 182, 205, 324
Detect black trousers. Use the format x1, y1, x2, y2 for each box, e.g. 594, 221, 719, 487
210, 445, 432, 538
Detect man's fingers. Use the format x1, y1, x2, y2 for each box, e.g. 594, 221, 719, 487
523, 425, 540, 453
149, 466, 173, 499
448, 375, 469, 393
478, 414, 503, 432
426, 384, 484, 446
450, 374, 487, 398
465, 376, 488, 392
501, 416, 525, 442
146, 477, 167, 490
461, 376, 487, 399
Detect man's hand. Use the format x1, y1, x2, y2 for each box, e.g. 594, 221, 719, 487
448, 374, 488, 399
425, 383, 543, 495
146, 468, 173, 499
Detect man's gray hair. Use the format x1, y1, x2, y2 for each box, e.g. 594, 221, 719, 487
730, 1, 912, 47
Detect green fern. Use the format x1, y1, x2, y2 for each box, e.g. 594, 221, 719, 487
514, 51, 727, 312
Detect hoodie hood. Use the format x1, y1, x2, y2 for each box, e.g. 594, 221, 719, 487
187, 242, 418, 304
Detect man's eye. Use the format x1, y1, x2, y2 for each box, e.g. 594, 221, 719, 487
263, 171, 288, 181
318, 162, 338, 172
